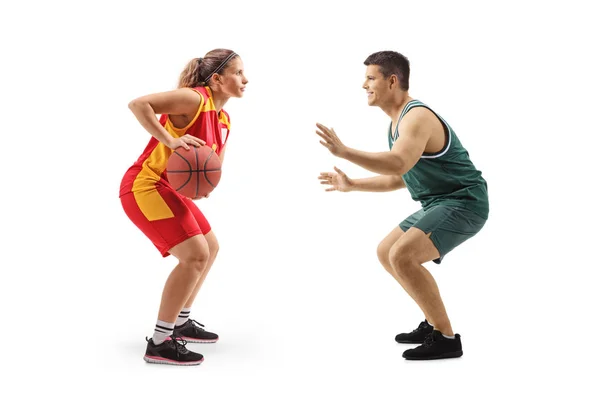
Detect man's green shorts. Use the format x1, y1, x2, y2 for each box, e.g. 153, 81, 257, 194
399, 204, 487, 264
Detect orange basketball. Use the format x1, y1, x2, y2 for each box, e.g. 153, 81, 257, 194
166, 145, 222, 199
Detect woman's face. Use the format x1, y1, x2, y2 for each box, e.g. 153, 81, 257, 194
216, 57, 248, 98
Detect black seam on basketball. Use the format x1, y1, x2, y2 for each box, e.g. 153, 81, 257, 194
204, 150, 216, 188
194, 146, 200, 198
169, 150, 193, 191
164, 169, 221, 173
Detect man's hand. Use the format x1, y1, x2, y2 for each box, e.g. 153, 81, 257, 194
318, 167, 353, 192
315, 123, 348, 157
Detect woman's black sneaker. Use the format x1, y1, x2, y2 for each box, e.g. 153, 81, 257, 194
173, 319, 219, 343
143, 335, 204, 366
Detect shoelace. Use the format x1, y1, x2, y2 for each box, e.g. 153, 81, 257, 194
145, 335, 190, 355
167, 335, 190, 355
422, 333, 438, 347
410, 321, 429, 334
189, 319, 207, 333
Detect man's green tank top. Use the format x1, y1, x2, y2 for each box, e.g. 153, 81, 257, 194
388, 99, 489, 219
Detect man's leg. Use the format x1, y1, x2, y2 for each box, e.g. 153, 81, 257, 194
387, 205, 487, 359
388, 227, 453, 335
377, 225, 433, 322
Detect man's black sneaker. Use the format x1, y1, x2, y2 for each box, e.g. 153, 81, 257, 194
143, 336, 204, 366
395, 320, 434, 344
173, 319, 219, 343
402, 330, 463, 360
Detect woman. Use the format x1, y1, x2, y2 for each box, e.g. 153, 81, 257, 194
119, 49, 248, 365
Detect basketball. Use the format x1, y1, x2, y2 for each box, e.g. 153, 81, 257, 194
166, 145, 222, 199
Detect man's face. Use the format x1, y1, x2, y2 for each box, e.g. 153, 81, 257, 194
362, 65, 390, 106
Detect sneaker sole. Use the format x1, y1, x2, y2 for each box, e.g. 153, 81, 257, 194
143, 355, 204, 366
395, 339, 426, 344
403, 350, 463, 360
178, 336, 219, 344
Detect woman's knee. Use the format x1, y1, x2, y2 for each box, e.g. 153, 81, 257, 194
180, 249, 210, 273
170, 236, 211, 272
206, 233, 220, 259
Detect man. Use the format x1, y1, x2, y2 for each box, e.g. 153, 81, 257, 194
316, 51, 488, 360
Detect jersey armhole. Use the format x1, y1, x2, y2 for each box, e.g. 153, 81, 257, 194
221, 110, 231, 146
406, 105, 450, 158
165, 88, 205, 133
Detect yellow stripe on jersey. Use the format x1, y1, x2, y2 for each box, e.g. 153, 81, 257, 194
133, 189, 174, 221
132, 142, 174, 220
130, 89, 208, 221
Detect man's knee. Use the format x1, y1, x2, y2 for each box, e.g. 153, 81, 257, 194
389, 243, 417, 277
377, 240, 392, 267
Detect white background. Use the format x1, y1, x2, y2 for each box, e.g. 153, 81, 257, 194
2, 0, 599, 398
